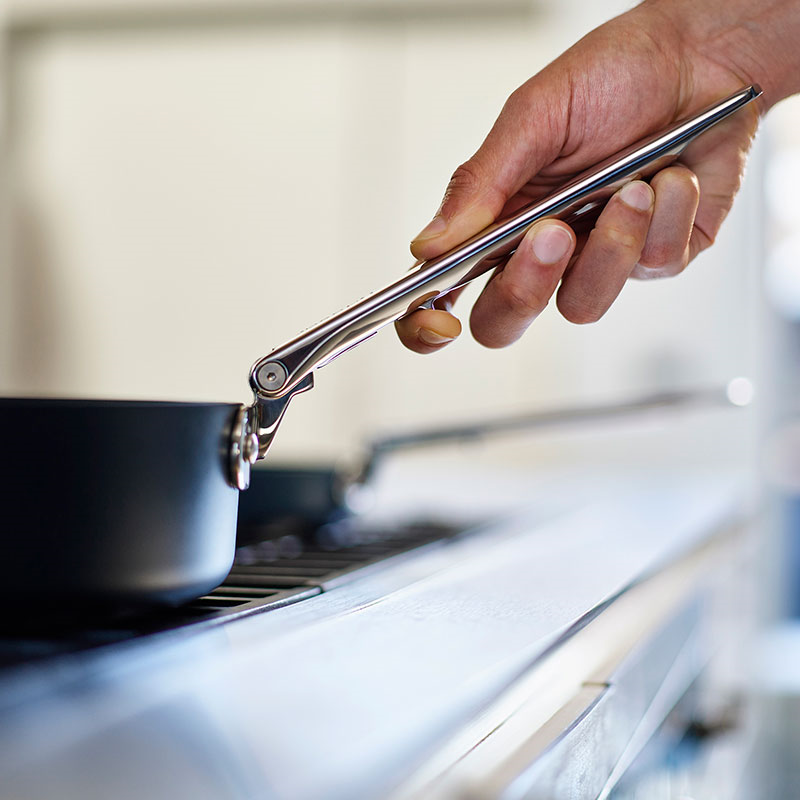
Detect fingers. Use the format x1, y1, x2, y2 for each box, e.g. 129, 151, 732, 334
631, 165, 700, 279
398, 169, 700, 352
410, 82, 567, 262
394, 307, 462, 355
468, 221, 576, 348
398, 219, 577, 353
409, 161, 499, 263
556, 181, 654, 324
678, 109, 759, 260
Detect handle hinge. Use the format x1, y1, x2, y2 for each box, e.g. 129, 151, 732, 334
249, 373, 314, 460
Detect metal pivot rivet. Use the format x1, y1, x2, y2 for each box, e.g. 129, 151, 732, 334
257, 361, 288, 393
228, 406, 252, 491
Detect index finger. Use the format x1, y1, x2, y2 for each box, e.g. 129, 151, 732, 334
410, 81, 569, 262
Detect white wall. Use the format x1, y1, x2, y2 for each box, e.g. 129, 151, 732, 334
0, 0, 762, 468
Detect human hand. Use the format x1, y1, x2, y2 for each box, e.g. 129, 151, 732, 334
395, 0, 790, 353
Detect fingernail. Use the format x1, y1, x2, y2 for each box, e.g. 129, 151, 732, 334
532, 223, 573, 264
418, 328, 455, 346
620, 181, 654, 211
412, 215, 447, 243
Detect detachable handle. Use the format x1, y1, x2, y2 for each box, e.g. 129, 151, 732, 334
244, 85, 760, 461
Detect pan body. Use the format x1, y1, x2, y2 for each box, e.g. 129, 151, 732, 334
0, 398, 241, 617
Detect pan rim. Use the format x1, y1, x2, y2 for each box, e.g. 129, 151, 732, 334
0, 396, 241, 409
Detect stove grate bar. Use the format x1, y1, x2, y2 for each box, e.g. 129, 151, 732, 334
0, 520, 464, 672
176, 520, 462, 625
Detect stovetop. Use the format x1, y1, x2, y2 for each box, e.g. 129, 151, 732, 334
0, 471, 749, 800
0, 517, 462, 674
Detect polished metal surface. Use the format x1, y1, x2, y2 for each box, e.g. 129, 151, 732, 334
501, 599, 706, 800
243, 85, 760, 460
228, 405, 259, 491
249, 374, 314, 460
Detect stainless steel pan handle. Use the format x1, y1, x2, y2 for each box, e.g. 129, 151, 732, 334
234, 85, 761, 481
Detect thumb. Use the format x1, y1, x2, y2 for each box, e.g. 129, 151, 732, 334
410, 79, 568, 261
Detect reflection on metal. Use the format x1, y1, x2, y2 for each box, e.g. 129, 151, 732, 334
227, 405, 258, 491
249, 373, 314, 461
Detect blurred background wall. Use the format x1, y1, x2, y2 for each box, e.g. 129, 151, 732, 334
0, 0, 768, 471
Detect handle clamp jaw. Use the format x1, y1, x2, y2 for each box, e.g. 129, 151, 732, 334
248, 371, 314, 460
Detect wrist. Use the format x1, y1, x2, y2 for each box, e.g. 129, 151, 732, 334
642, 0, 800, 108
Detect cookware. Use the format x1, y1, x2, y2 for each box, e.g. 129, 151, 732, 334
0, 86, 759, 616
0, 399, 244, 616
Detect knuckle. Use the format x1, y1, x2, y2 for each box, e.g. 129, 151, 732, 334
440, 161, 494, 215
694, 225, 716, 250
503, 86, 526, 113
600, 224, 642, 252
655, 163, 699, 188
638, 241, 674, 269
448, 161, 484, 195
497, 276, 546, 318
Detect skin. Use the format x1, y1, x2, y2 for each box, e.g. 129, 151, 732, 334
395, 0, 800, 354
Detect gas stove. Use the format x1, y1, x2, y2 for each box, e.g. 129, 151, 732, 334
0, 470, 754, 800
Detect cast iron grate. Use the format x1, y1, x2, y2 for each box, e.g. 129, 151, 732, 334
190, 518, 459, 621
0, 518, 461, 672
